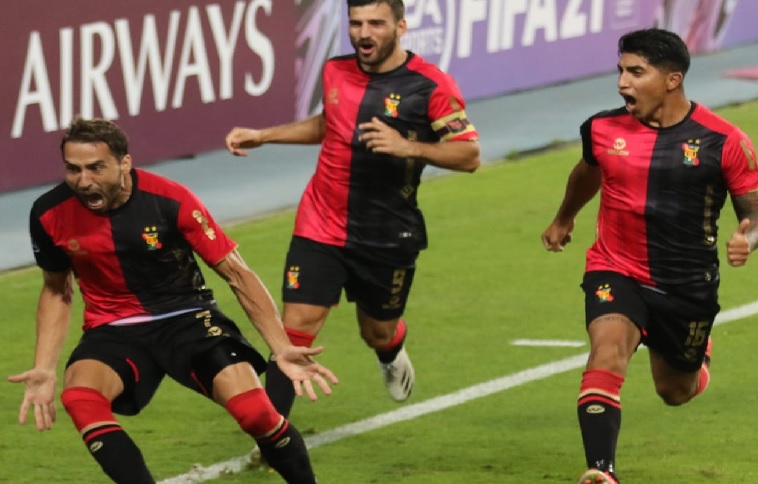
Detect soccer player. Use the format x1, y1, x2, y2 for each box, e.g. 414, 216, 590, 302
541, 29, 758, 484
8, 118, 338, 483
224, 0, 480, 418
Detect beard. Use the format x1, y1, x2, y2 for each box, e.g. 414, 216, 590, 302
353, 34, 399, 69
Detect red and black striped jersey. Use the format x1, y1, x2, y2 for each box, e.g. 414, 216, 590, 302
581, 102, 758, 288
30, 168, 237, 330
294, 52, 478, 262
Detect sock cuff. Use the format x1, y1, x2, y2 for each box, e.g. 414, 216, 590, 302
285, 328, 316, 347
378, 319, 407, 351
226, 388, 284, 438
579, 369, 624, 401
61, 387, 116, 434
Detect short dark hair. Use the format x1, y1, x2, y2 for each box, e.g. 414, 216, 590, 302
618, 28, 690, 75
60, 117, 129, 160
347, 0, 405, 22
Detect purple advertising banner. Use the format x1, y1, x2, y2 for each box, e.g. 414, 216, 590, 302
1, 0, 296, 192
338, 0, 758, 100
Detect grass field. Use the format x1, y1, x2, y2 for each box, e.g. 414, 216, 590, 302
3, 101, 758, 483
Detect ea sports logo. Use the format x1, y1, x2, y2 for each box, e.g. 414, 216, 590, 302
402, 0, 456, 72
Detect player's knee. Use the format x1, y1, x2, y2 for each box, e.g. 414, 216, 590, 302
360, 331, 392, 349
587, 345, 633, 375
61, 387, 115, 432
358, 322, 397, 349
225, 388, 283, 438
654, 380, 695, 406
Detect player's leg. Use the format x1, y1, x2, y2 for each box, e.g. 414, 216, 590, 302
267, 236, 345, 417
356, 310, 414, 401
644, 288, 716, 406
62, 329, 161, 484
648, 348, 709, 405
346, 256, 416, 402
577, 271, 646, 484
193, 342, 317, 484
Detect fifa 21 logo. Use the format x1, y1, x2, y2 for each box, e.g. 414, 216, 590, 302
403, 0, 613, 72
402, 0, 456, 72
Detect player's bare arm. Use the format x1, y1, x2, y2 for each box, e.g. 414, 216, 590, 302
8, 270, 74, 430
542, 159, 601, 251
225, 114, 326, 156
213, 250, 337, 399
358, 116, 480, 172
726, 189, 758, 266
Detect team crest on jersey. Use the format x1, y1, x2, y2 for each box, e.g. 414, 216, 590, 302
682, 139, 701, 166
286, 266, 301, 289
384, 93, 401, 117
142, 226, 163, 250
595, 284, 614, 302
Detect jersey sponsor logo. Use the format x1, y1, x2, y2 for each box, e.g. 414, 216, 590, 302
384, 93, 401, 117
681, 139, 701, 166
595, 284, 614, 302
607, 138, 629, 156
66, 238, 89, 256
191, 209, 216, 240
141, 226, 163, 250
286, 265, 301, 289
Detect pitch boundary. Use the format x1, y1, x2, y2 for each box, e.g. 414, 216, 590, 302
158, 300, 758, 483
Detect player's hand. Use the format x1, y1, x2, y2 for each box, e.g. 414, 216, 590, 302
274, 345, 338, 401
541, 220, 574, 252
7, 368, 58, 431
726, 218, 751, 267
225, 127, 264, 156
358, 117, 413, 157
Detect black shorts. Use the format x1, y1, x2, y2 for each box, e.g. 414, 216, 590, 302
282, 236, 417, 320
65, 307, 266, 416
581, 271, 720, 372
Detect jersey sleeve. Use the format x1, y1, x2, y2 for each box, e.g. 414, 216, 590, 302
428, 74, 478, 142
175, 188, 238, 266
580, 117, 598, 165
29, 208, 71, 272
721, 129, 758, 195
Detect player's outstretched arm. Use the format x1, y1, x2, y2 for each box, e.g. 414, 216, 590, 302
8, 270, 73, 431
213, 250, 338, 400
225, 114, 326, 156
542, 159, 601, 252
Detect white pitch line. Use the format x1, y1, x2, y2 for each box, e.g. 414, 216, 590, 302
511, 339, 585, 347
158, 300, 758, 483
